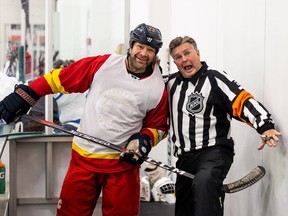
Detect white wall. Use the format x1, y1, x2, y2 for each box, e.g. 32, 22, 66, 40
261, 1, 288, 215
57, 0, 126, 60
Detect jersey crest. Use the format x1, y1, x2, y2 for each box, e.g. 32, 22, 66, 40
186, 92, 204, 115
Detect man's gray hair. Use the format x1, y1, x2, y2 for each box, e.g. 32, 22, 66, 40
169, 36, 198, 57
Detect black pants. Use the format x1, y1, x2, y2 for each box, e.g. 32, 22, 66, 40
175, 146, 234, 216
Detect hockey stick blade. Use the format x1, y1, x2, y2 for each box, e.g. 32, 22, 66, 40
21, 115, 195, 180
21, 115, 265, 193
222, 165, 266, 193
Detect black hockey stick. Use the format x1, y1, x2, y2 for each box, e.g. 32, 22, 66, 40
21, 115, 265, 193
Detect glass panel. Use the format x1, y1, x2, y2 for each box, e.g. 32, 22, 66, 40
0, 0, 127, 133
0, 0, 127, 82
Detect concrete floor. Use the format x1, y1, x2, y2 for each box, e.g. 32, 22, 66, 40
140, 201, 175, 216
93, 201, 175, 216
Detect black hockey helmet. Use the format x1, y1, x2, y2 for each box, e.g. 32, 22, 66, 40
129, 23, 163, 54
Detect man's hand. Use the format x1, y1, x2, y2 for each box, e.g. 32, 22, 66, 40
0, 84, 39, 124
258, 129, 282, 150
120, 133, 152, 166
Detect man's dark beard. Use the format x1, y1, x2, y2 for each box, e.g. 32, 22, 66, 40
126, 56, 153, 78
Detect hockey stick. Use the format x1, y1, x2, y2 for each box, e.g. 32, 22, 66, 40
222, 166, 265, 193
21, 115, 265, 193
21, 115, 195, 180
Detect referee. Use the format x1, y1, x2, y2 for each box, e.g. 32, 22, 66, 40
167, 36, 281, 216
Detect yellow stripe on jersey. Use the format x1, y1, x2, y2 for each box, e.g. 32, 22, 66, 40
232, 90, 253, 124
146, 128, 160, 147
72, 141, 120, 159
44, 68, 69, 93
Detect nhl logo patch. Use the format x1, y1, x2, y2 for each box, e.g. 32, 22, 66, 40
186, 92, 204, 114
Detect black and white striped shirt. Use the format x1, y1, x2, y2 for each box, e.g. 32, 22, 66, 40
167, 62, 274, 157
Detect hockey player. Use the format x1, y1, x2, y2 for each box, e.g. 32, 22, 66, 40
0, 23, 168, 216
